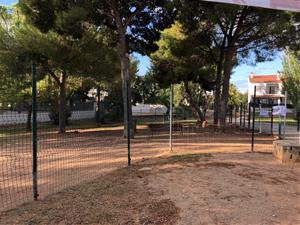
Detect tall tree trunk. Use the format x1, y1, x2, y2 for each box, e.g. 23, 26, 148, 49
213, 51, 225, 126
118, 33, 134, 138
213, 69, 222, 125
219, 49, 235, 125
183, 81, 205, 124
59, 71, 67, 134
26, 106, 32, 132
202, 91, 209, 119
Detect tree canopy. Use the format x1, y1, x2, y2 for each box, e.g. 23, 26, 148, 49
151, 22, 216, 122
1, 0, 299, 131
0, 4, 119, 133
177, 0, 297, 125
85, 0, 176, 136
282, 51, 300, 111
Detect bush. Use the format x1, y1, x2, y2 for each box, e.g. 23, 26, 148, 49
49, 108, 72, 125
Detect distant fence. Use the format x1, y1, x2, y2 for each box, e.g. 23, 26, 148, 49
0, 110, 96, 125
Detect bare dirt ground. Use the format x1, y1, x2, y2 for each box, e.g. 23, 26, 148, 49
0, 165, 179, 225
148, 152, 300, 225
0, 126, 169, 211
0, 125, 299, 225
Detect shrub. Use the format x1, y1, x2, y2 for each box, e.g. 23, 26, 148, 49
49, 108, 72, 125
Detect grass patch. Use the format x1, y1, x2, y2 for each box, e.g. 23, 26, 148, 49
258, 117, 297, 126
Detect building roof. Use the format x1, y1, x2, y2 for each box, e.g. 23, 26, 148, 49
249, 74, 282, 84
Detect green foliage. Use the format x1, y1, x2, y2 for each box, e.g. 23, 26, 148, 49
0, 75, 31, 110
48, 109, 71, 125
5, 1, 118, 86
178, 1, 295, 64
103, 58, 140, 122
19, 0, 87, 38
0, 4, 119, 132
228, 84, 247, 107
87, 0, 176, 55
282, 51, 300, 114
177, 1, 297, 124
132, 69, 165, 105
103, 85, 123, 123
37, 76, 91, 107
286, 13, 300, 58
85, 0, 176, 135
151, 22, 215, 121
151, 22, 215, 89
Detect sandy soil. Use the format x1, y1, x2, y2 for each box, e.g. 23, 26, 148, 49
148, 152, 300, 225
0, 132, 299, 224
0, 125, 299, 225
0, 166, 179, 225
0, 126, 170, 212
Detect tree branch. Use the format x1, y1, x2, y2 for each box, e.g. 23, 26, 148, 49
232, 7, 249, 41
124, 1, 148, 28
96, 8, 114, 19
43, 65, 60, 84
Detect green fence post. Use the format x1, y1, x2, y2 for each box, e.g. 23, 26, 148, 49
243, 104, 246, 127
278, 116, 282, 139
240, 103, 242, 126
248, 104, 251, 129
251, 86, 257, 152
126, 81, 131, 166
31, 62, 38, 200
96, 86, 101, 127
169, 84, 173, 151
271, 107, 274, 135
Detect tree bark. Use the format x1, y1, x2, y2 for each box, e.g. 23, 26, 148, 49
26, 106, 32, 132
213, 49, 225, 126
59, 71, 67, 134
118, 32, 134, 138
213, 67, 222, 125
183, 81, 205, 125
219, 48, 235, 125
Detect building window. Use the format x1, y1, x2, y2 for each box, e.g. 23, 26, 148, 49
267, 84, 279, 94
269, 86, 275, 94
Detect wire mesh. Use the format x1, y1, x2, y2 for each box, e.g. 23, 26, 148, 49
1, 83, 298, 213
0, 96, 171, 212
36, 102, 127, 200
0, 93, 129, 212
0, 108, 33, 211
169, 105, 256, 153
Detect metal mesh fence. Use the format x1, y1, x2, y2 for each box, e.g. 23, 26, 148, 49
4, 74, 254, 212
0, 98, 173, 212
36, 104, 127, 199
2, 85, 297, 213
0, 109, 33, 211
170, 104, 254, 153
0, 102, 131, 212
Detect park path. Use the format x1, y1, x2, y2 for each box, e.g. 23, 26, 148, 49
254, 122, 299, 142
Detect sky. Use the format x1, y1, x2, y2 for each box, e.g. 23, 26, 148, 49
0, 0, 16, 5
230, 53, 283, 92
2, 0, 283, 93
133, 53, 283, 93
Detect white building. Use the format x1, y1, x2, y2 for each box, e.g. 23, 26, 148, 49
248, 73, 285, 105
